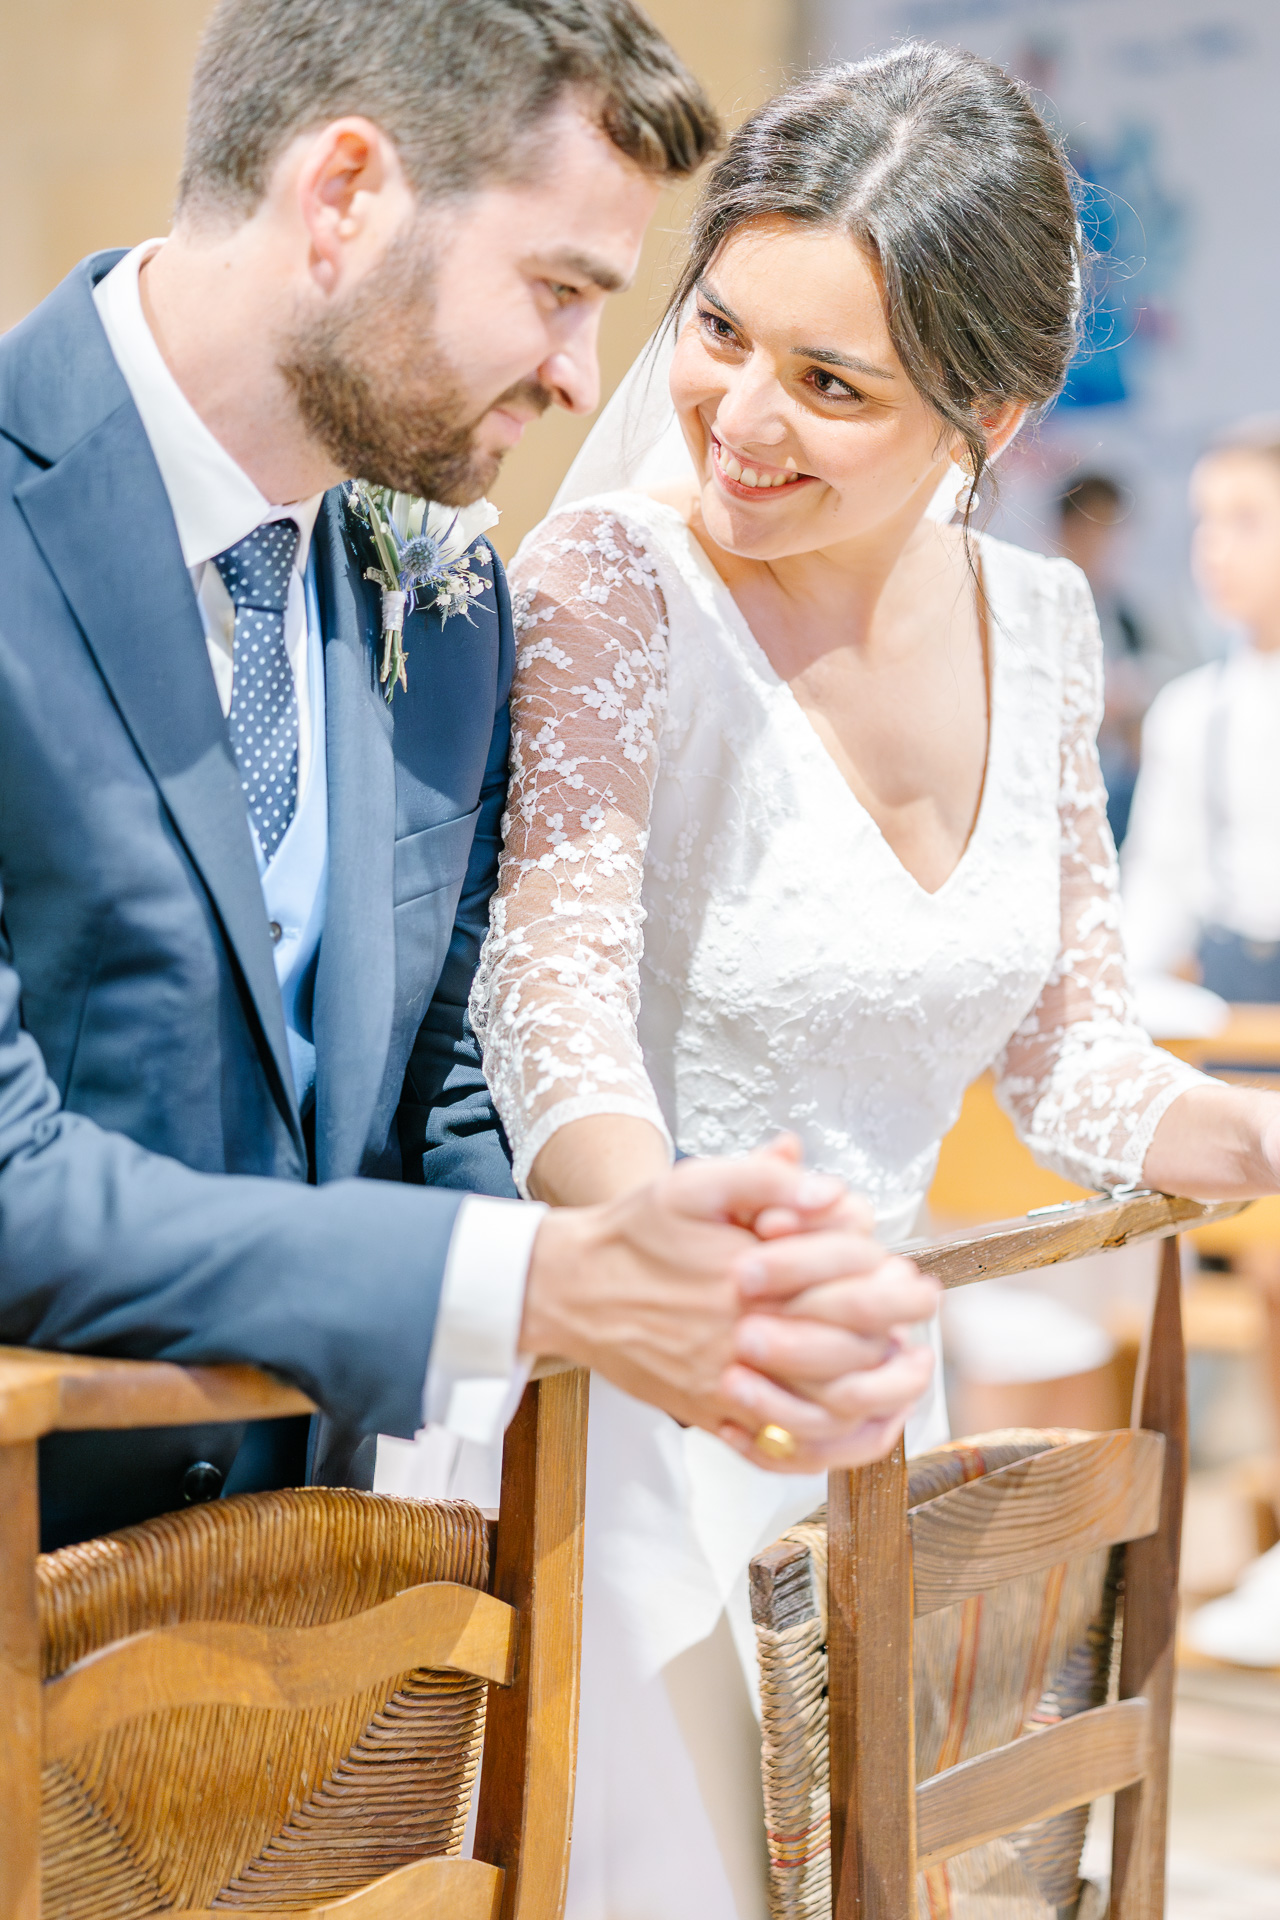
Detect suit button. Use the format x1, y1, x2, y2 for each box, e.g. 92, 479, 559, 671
183, 1461, 224, 1505
268, 920, 283, 944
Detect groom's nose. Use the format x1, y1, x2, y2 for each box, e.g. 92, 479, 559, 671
538, 320, 603, 417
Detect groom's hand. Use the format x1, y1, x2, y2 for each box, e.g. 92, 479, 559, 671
713, 1131, 938, 1470
520, 1145, 937, 1467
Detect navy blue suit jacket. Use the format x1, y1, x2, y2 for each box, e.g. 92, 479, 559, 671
0, 254, 517, 1546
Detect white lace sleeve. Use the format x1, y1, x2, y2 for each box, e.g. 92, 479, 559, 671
993, 562, 1207, 1190
471, 506, 672, 1196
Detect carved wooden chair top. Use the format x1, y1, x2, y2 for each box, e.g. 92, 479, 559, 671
0, 1351, 587, 1920
750, 1190, 1247, 1920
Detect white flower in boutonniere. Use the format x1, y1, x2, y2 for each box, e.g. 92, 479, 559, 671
345, 482, 501, 701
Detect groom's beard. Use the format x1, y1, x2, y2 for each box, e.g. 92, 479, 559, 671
279, 230, 550, 504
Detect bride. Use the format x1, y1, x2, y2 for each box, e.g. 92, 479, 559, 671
472, 41, 1280, 1919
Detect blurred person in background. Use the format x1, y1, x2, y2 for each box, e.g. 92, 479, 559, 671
1123, 417, 1280, 1665
1124, 421, 1280, 1007
1055, 472, 1163, 846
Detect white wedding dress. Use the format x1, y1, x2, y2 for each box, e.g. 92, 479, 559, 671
468, 490, 1204, 1918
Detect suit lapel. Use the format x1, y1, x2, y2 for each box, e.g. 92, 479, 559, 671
312, 496, 398, 1180
15, 399, 304, 1159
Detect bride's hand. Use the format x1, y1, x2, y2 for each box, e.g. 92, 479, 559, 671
708, 1131, 938, 1472
719, 1225, 937, 1473
520, 1146, 934, 1461
742, 1132, 879, 1241
715, 1338, 934, 1474
1260, 1097, 1280, 1190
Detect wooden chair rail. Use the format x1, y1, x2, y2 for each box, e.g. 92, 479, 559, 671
902, 1191, 1246, 1290
828, 1222, 1198, 1919
163, 1854, 504, 1918
42, 1580, 516, 1760
475, 1368, 588, 1920
828, 1438, 916, 1919
915, 1697, 1151, 1872
1112, 1236, 1188, 1920
910, 1430, 1164, 1616
0, 1348, 314, 1443
0, 1196, 1243, 1442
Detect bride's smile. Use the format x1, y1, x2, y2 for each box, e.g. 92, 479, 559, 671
708, 433, 808, 493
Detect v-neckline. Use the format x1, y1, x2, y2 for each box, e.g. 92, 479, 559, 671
665, 508, 999, 902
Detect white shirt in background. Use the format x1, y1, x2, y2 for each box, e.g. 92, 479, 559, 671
1123, 645, 1280, 977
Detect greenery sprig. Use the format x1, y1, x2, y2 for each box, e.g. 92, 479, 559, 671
346, 483, 499, 701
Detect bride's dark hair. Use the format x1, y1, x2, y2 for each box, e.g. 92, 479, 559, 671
670, 43, 1081, 517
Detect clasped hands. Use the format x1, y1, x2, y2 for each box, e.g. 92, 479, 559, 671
521, 1135, 938, 1473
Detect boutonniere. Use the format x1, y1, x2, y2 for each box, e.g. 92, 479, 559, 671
345, 482, 501, 701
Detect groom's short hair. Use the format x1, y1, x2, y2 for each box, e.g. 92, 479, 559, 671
178, 0, 719, 221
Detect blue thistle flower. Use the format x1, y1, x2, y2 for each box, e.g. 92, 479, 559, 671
399, 530, 449, 590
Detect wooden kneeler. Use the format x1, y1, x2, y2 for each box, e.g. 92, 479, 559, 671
826, 1191, 1246, 1920
0, 1352, 586, 1920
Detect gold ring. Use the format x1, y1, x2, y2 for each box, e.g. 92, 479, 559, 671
755, 1423, 798, 1461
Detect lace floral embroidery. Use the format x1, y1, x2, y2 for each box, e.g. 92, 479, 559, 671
993, 565, 1200, 1187
472, 503, 1203, 1202
471, 510, 674, 1190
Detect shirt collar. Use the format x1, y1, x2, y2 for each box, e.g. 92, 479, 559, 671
92, 239, 322, 572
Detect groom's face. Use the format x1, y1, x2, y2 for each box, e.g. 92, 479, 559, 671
280, 104, 660, 503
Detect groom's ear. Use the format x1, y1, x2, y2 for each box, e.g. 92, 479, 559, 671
287, 117, 416, 296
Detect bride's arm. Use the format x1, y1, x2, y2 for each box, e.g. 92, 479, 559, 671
993, 561, 1280, 1198
527, 1112, 670, 1206
1142, 1080, 1280, 1197
470, 506, 673, 1207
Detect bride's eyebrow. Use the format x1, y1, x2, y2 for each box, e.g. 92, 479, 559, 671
696, 281, 894, 382
792, 342, 895, 381
695, 278, 739, 320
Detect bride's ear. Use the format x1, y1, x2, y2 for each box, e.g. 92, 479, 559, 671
941, 401, 1025, 488
978, 400, 1028, 465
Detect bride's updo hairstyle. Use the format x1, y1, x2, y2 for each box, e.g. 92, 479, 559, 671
671, 42, 1081, 514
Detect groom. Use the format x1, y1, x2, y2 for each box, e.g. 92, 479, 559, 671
0, 0, 937, 1550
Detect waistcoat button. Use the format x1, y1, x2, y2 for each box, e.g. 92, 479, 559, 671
182, 1460, 224, 1505
268, 920, 283, 944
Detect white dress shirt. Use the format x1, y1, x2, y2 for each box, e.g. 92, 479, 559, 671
95, 239, 329, 1106
93, 241, 537, 1449
1123, 645, 1280, 976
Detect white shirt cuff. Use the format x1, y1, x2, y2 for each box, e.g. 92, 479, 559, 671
421, 1194, 545, 1446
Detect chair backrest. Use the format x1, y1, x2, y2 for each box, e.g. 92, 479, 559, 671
0, 1353, 587, 1920
750, 1190, 1245, 1920
753, 1427, 1126, 1919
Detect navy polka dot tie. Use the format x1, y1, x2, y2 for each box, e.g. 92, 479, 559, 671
214, 519, 300, 861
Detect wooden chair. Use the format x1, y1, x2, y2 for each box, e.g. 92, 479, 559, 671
0, 1351, 587, 1920
751, 1191, 1247, 1920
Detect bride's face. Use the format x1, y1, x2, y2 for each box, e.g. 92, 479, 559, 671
669, 216, 958, 561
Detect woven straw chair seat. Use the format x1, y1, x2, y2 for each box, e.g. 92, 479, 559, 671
751, 1431, 1118, 1920
37, 1486, 490, 1918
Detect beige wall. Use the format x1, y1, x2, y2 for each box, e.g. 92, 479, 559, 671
2, 2, 214, 332
2, 0, 794, 557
